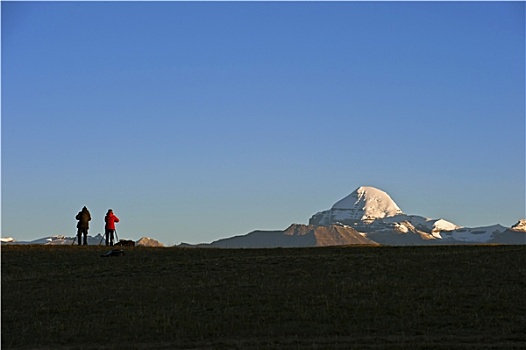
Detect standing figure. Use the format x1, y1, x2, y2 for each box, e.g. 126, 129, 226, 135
104, 209, 120, 246
75, 206, 91, 245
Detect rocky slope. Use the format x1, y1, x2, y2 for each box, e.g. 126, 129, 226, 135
135, 237, 165, 247
191, 224, 378, 248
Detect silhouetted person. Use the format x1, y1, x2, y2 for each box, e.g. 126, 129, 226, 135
76, 206, 91, 245
104, 209, 120, 246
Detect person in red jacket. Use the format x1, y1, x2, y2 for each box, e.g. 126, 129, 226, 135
104, 209, 120, 246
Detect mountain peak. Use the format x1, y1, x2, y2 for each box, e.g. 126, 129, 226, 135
309, 185, 403, 226
331, 186, 403, 220
136, 237, 165, 247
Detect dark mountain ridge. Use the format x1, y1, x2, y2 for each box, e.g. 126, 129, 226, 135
187, 224, 378, 248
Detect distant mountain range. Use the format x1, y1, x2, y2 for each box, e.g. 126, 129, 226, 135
181, 186, 526, 248
0, 234, 164, 247
3, 186, 525, 248
179, 224, 379, 249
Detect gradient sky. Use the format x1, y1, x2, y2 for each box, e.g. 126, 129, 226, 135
2, 1, 525, 246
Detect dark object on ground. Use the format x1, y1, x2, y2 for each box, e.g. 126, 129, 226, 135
114, 240, 135, 247
100, 249, 125, 257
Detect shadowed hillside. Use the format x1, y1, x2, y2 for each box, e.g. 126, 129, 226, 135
196, 224, 378, 248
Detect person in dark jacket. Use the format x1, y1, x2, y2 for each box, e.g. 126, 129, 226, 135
104, 209, 120, 246
75, 206, 91, 245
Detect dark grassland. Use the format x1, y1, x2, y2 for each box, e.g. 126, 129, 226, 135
2, 245, 525, 349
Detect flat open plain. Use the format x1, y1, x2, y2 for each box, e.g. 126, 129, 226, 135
2, 245, 525, 349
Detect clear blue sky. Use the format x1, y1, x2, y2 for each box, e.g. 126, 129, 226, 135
2, 1, 524, 245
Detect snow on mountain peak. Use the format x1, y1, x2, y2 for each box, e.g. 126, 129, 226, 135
331, 186, 403, 220
309, 185, 404, 226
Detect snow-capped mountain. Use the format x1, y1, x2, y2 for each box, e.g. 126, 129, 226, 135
309, 186, 460, 236
382, 215, 459, 235
310, 186, 403, 226
307, 186, 523, 245
183, 185, 524, 247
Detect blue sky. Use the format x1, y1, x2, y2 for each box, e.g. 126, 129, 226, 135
2, 1, 524, 246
